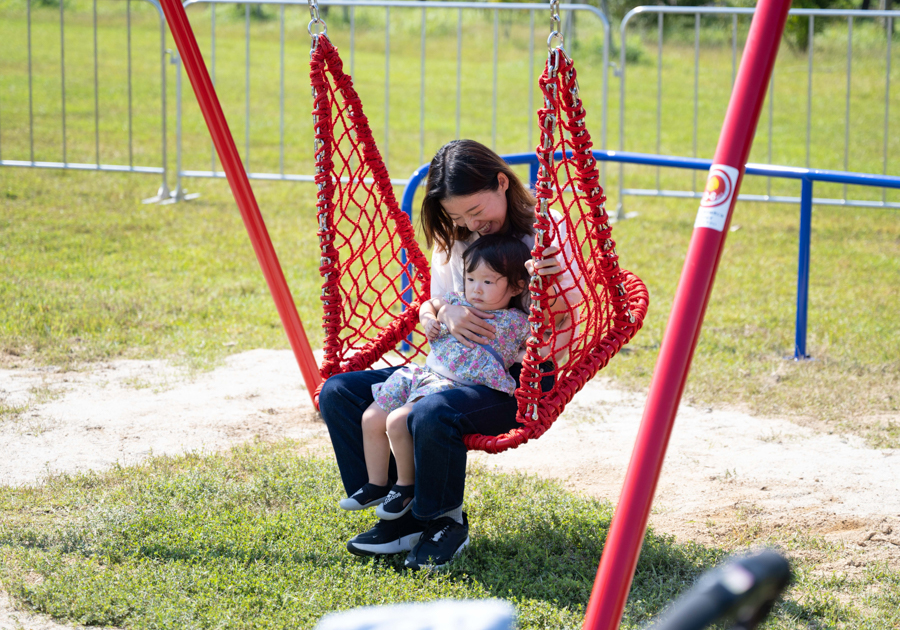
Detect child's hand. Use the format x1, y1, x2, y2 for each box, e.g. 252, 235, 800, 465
423, 317, 442, 340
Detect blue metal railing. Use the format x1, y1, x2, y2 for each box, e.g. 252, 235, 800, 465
401, 151, 900, 360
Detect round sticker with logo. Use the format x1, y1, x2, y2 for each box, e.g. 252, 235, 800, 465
701, 169, 733, 208
694, 164, 740, 232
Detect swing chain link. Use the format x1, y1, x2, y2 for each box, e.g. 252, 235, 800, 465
547, 0, 563, 52
307, 0, 327, 48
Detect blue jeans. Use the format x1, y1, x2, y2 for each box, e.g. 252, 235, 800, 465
319, 363, 552, 521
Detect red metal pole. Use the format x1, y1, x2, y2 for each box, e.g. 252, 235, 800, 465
582, 2, 793, 629
158, 0, 322, 404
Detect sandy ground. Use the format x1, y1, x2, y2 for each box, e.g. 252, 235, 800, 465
1, 348, 898, 629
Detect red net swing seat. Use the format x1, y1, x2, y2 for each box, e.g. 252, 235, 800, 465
310, 34, 648, 455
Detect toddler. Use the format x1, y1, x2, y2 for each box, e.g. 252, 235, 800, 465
339, 234, 532, 519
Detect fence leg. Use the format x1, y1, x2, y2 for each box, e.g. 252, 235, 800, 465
401, 247, 412, 352
401, 188, 413, 352
143, 14, 171, 205
142, 182, 172, 204
163, 52, 199, 204
400, 166, 430, 352
794, 176, 813, 359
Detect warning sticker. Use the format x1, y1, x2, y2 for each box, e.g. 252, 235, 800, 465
693, 164, 740, 232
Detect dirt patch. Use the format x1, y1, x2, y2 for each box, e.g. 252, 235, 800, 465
472, 382, 900, 576
0, 350, 327, 485
1, 349, 898, 628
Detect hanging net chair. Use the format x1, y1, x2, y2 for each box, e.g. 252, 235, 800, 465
310, 34, 432, 381
309, 18, 648, 454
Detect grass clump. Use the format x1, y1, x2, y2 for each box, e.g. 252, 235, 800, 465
0, 170, 323, 372
0, 443, 708, 629
1, 442, 899, 629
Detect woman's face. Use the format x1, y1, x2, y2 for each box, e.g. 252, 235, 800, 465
441, 173, 509, 237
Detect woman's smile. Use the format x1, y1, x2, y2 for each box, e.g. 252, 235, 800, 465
441, 173, 510, 237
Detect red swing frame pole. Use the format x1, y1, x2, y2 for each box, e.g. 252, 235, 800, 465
158, 0, 322, 404
582, 1, 793, 628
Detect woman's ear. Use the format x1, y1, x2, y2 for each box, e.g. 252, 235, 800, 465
497, 172, 509, 193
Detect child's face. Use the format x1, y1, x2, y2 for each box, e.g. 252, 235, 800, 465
464, 261, 522, 311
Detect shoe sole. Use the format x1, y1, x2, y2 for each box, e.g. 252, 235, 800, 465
346, 531, 423, 557
375, 501, 412, 521
405, 536, 470, 570
339, 496, 385, 511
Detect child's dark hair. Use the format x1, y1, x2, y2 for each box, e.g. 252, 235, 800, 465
462, 234, 532, 313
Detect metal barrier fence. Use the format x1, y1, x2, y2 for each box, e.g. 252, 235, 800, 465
618, 6, 900, 214
172, 0, 610, 197
0, 0, 171, 203
402, 150, 900, 361
3, 2, 897, 212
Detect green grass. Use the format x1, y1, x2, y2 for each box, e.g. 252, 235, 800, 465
3, 2, 897, 189
1, 442, 898, 629
0, 168, 322, 370
5, 3, 899, 433
601, 195, 900, 442
0, 1, 610, 178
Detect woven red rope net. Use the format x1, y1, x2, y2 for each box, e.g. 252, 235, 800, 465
311, 36, 432, 388
310, 36, 648, 453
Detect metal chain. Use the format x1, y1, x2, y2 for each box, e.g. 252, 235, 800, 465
307, 0, 327, 48
547, 0, 563, 52
522, 1, 566, 422
521, 0, 584, 421
309, 0, 329, 294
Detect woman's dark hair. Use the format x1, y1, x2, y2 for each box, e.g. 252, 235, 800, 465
421, 139, 536, 258
462, 234, 532, 313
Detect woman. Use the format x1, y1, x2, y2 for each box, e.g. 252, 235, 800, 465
318, 139, 570, 570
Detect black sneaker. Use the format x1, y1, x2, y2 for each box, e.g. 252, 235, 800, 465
375, 483, 414, 521
346, 511, 425, 557
339, 483, 390, 511
404, 513, 469, 571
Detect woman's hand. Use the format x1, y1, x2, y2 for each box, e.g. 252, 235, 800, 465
438, 303, 496, 349
525, 245, 563, 277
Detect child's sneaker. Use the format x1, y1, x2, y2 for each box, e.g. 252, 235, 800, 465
339, 483, 390, 511
375, 484, 415, 520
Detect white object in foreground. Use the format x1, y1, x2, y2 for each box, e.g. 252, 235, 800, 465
314, 599, 516, 630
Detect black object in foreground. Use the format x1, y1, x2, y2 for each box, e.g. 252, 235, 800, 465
647, 549, 791, 630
